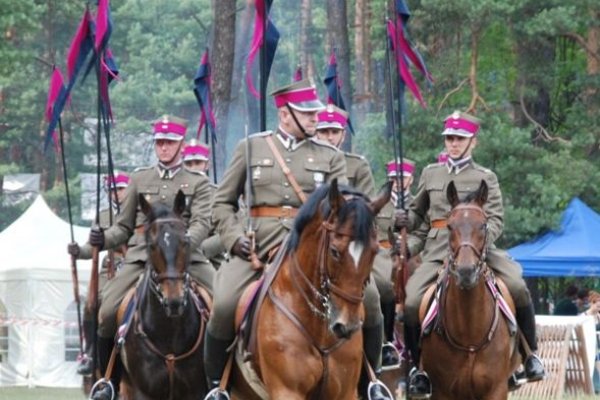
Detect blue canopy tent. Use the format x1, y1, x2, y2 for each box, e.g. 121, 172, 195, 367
508, 198, 600, 277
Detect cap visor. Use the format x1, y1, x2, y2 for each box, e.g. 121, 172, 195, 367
442, 128, 474, 138
154, 132, 184, 141
288, 99, 326, 112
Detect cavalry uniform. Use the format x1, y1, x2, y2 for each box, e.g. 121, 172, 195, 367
403, 111, 544, 398
344, 152, 375, 197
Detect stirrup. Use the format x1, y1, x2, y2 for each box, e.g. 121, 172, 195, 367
508, 371, 526, 392
89, 378, 116, 400
203, 387, 231, 400
408, 367, 432, 400
367, 379, 395, 400
381, 342, 401, 371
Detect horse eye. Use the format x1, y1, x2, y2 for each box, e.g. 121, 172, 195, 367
330, 247, 341, 260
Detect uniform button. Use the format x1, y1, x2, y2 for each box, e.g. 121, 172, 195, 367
284, 195, 290, 200
161, 195, 166, 200
285, 158, 291, 163
162, 184, 167, 189
283, 182, 289, 187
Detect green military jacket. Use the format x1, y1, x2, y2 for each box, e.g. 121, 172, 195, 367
376, 191, 413, 243
212, 130, 348, 259
344, 152, 375, 198
199, 181, 226, 262
407, 161, 503, 262
102, 165, 212, 263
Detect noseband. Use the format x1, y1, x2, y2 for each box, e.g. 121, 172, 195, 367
447, 205, 489, 280
145, 217, 191, 309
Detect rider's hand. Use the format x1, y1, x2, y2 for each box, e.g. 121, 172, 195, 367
67, 242, 80, 258
89, 226, 105, 249
232, 236, 252, 260
393, 209, 409, 230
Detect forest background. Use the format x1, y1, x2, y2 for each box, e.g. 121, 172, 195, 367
0, 0, 598, 308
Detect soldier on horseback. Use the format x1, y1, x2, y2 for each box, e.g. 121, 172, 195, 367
69, 115, 214, 400
396, 111, 546, 398
204, 79, 392, 400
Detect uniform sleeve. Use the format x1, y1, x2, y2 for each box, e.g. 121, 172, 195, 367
484, 171, 504, 244
212, 140, 247, 253
187, 174, 212, 249
327, 149, 348, 186
103, 182, 138, 250
407, 169, 430, 255
201, 233, 226, 259
355, 158, 376, 198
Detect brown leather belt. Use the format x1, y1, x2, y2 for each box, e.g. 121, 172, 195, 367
431, 219, 448, 229
379, 240, 392, 249
249, 206, 298, 219
134, 225, 144, 235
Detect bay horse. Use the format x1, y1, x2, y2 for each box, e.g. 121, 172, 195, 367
116, 191, 210, 400
232, 179, 390, 400
418, 180, 519, 400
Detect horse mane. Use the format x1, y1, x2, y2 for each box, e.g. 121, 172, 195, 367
289, 183, 375, 250
145, 202, 173, 223
461, 190, 480, 205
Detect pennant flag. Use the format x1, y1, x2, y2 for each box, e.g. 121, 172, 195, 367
293, 65, 303, 82
44, 67, 69, 151
94, 0, 112, 53
193, 49, 217, 142
66, 9, 94, 90
396, 0, 411, 23
246, 0, 280, 98
323, 50, 354, 134
99, 48, 119, 121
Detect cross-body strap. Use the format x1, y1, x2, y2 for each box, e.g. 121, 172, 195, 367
265, 135, 308, 204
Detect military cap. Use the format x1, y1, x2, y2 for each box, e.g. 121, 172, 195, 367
152, 115, 187, 141
317, 104, 348, 130
442, 111, 481, 137
182, 138, 210, 162
104, 171, 130, 192
271, 78, 325, 112
386, 158, 415, 177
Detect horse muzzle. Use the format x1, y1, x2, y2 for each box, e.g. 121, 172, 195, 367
163, 296, 187, 318
455, 264, 480, 290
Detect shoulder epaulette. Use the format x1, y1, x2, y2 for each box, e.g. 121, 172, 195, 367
309, 137, 339, 151
472, 162, 492, 174
133, 165, 153, 173
249, 130, 273, 138
182, 166, 204, 176
344, 152, 365, 160
423, 162, 442, 171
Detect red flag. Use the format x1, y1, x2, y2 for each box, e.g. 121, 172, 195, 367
44, 66, 68, 152
45, 67, 66, 122
66, 9, 93, 84
95, 0, 112, 52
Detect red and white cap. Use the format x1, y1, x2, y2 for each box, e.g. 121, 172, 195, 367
152, 115, 187, 141
386, 159, 415, 177
437, 151, 449, 164
182, 139, 210, 162
442, 111, 481, 137
104, 171, 130, 191
271, 79, 325, 112
317, 104, 348, 130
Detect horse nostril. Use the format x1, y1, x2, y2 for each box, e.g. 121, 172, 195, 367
332, 322, 350, 339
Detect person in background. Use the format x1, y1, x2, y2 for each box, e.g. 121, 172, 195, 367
577, 288, 591, 314
581, 290, 600, 393
554, 284, 579, 316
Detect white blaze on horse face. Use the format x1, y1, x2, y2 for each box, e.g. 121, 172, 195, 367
163, 231, 171, 247
349, 241, 365, 269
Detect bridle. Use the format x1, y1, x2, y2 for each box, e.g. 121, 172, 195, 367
446, 204, 489, 282
144, 217, 191, 311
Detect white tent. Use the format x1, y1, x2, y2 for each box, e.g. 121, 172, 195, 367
0, 196, 92, 387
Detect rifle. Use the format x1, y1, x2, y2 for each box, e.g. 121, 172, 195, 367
244, 125, 263, 271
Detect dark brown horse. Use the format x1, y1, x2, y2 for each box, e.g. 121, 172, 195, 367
418, 180, 519, 400
117, 191, 210, 400
233, 180, 390, 400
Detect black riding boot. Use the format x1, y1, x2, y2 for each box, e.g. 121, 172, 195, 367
380, 301, 400, 370
359, 324, 394, 400
91, 336, 122, 400
516, 303, 546, 382
203, 331, 232, 400
77, 319, 95, 376
405, 324, 431, 399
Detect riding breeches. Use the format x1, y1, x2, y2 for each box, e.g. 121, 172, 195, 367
207, 256, 383, 342
97, 260, 215, 338
372, 250, 395, 304
404, 248, 531, 328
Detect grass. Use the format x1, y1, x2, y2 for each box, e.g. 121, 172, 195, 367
0, 388, 84, 400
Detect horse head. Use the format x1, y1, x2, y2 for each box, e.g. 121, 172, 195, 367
293, 179, 390, 339
139, 190, 190, 317
446, 180, 489, 290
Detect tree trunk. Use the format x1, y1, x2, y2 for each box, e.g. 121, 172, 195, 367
326, 0, 353, 151
300, 0, 316, 81
210, 0, 237, 181
354, 0, 373, 126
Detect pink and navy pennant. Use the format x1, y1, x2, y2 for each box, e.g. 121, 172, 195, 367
293, 65, 303, 82
193, 48, 217, 142
44, 66, 69, 152
323, 50, 354, 134
246, 0, 280, 98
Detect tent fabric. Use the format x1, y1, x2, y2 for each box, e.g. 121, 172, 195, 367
508, 198, 600, 277
0, 196, 92, 387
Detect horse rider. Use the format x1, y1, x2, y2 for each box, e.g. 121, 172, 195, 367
182, 139, 228, 270
74, 171, 130, 376
370, 158, 416, 370
315, 105, 396, 396
204, 79, 392, 400
69, 115, 215, 400
395, 111, 546, 398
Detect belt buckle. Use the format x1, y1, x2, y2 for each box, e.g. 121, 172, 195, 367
281, 205, 293, 218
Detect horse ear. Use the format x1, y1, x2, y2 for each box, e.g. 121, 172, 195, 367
139, 193, 153, 218
447, 181, 460, 208
371, 180, 392, 215
173, 190, 186, 217
328, 178, 344, 213
475, 180, 488, 206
